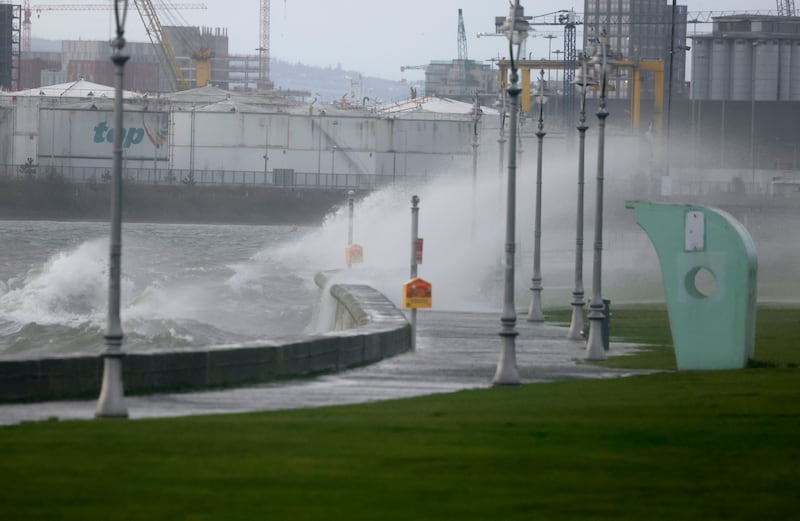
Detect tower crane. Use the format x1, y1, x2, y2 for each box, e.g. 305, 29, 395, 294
20, 1, 207, 53
456, 8, 469, 91
400, 64, 428, 72
777, 0, 796, 16
132, 0, 197, 91
258, 0, 271, 91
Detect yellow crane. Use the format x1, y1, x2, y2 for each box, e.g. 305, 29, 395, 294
132, 0, 191, 91
21, 2, 207, 52
496, 58, 664, 131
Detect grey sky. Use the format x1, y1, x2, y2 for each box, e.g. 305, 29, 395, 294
28, 0, 775, 80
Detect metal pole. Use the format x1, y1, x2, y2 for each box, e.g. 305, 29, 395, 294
568, 61, 589, 340
527, 69, 545, 322
494, 0, 526, 386
665, 0, 677, 180
471, 95, 480, 237
586, 36, 610, 361
96, 1, 129, 418
347, 190, 354, 269
410, 195, 420, 351
498, 92, 507, 217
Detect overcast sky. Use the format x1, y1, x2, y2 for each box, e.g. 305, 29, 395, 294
27, 0, 776, 80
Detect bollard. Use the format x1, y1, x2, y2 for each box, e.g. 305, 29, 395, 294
410, 195, 420, 351
602, 298, 611, 351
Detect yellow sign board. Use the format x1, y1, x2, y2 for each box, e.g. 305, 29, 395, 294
345, 243, 364, 266
402, 277, 432, 309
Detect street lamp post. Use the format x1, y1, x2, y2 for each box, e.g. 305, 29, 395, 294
567, 58, 597, 340
585, 33, 616, 361
497, 91, 507, 215
493, 0, 529, 386
527, 69, 547, 322
471, 95, 482, 237
96, 0, 129, 418
347, 190, 355, 269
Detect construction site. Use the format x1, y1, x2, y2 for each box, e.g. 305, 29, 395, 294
0, 1, 798, 192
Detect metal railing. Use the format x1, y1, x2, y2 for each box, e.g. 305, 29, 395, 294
0, 164, 428, 191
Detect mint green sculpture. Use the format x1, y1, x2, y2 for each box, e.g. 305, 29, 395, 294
626, 202, 758, 370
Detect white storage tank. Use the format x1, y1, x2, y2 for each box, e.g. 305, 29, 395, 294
730, 39, 752, 101
754, 40, 779, 101
691, 38, 710, 100
779, 40, 792, 100
710, 38, 730, 100
791, 41, 800, 101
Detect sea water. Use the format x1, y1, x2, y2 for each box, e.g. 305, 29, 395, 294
0, 220, 321, 357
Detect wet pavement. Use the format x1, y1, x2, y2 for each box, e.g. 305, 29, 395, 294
0, 311, 648, 426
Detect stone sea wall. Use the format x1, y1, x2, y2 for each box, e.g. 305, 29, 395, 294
0, 279, 410, 403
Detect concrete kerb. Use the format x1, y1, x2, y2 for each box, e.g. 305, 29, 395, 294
0, 275, 411, 403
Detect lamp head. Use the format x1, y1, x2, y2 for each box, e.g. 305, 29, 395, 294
499, 1, 531, 46
572, 65, 599, 92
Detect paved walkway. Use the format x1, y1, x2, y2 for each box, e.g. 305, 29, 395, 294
0, 311, 647, 426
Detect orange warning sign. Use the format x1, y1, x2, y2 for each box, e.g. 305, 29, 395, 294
402, 277, 432, 309
345, 243, 364, 266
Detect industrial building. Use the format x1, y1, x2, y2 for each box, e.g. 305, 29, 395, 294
583, 0, 688, 99
0, 3, 19, 91
423, 60, 496, 104
690, 15, 800, 101
0, 79, 480, 187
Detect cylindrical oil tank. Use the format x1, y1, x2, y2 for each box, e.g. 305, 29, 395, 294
791, 41, 800, 101
710, 38, 730, 100
691, 38, 710, 100
780, 40, 792, 100
754, 40, 779, 101
730, 39, 752, 101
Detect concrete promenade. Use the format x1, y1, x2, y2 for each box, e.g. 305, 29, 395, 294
0, 311, 647, 426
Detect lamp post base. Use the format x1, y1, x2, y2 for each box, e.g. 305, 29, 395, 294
567, 295, 585, 340
493, 330, 521, 386
96, 352, 128, 418
585, 305, 607, 360
526, 287, 545, 322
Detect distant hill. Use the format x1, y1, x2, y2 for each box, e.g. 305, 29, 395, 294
270, 59, 413, 104
31, 38, 413, 104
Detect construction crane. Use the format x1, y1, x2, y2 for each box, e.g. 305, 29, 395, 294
400, 64, 428, 72
525, 9, 581, 127
456, 8, 469, 92
457, 8, 468, 61
132, 0, 194, 91
20, 1, 207, 53
258, 0, 271, 91
777, 0, 796, 16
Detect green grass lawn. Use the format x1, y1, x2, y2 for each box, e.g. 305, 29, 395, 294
1, 306, 798, 520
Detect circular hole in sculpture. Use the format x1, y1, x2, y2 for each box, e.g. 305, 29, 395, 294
692, 267, 717, 298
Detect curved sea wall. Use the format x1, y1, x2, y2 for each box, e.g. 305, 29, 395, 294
0, 279, 411, 403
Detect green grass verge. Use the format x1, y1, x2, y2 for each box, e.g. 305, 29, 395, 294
547, 305, 800, 371
1, 307, 798, 520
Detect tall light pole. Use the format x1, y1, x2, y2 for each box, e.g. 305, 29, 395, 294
664, 0, 677, 182
471, 94, 482, 237
585, 32, 616, 361
527, 68, 547, 322
96, 0, 129, 418
568, 58, 597, 340
493, 0, 529, 386
497, 91, 507, 217
409, 195, 420, 351
346, 190, 355, 269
